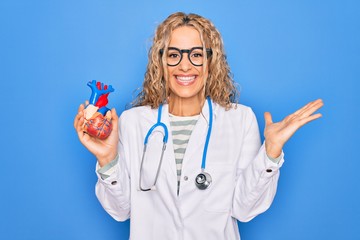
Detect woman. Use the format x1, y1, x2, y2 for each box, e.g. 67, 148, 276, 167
74, 12, 323, 240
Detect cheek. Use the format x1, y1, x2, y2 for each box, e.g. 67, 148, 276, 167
166, 67, 173, 79
197, 69, 207, 85
166, 69, 177, 88
165, 67, 171, 82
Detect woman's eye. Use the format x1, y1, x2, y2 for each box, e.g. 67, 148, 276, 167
192, 53, 203, 58
168, 53, 179, 58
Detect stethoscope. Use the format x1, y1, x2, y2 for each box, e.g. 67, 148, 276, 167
139, 97, 213, 191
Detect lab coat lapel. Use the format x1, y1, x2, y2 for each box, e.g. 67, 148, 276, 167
161, 104, 178, 179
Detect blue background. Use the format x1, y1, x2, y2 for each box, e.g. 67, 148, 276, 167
1, 0, 359, 239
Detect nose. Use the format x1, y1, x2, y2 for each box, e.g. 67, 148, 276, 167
178, 53, 192, 71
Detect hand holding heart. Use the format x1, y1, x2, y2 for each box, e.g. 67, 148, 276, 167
74, 81, 118, 167
74, 103, 119, 167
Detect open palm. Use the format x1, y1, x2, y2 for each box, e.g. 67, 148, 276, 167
264, 99, 324, 158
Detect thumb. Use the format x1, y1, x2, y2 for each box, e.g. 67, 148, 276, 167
264, 112, 273, 126
111, 108, 119, 131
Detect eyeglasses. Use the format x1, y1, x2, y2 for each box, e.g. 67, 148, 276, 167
160, 47, 213, 67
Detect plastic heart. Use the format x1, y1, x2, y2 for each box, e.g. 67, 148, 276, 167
84, 112, 112, 140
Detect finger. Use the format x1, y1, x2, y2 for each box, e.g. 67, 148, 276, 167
111, 108, 119, 131
111, 108, 118, 121
77, 122, 97, 147
293, 99, 323, 118
74, 105, 84, 129
293, 100, 316, 116
264, 112, 273, 126
299, 113, 323, 126
75, 114, 85, 133
78, 129, 93, 147
78, 103, 85, 113
80, 129, 91, 142
298, 99, 324, 119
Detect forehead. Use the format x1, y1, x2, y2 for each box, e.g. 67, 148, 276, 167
169, 26, 202, 48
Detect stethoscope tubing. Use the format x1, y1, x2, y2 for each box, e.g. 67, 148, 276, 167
139, 97, 213, 191
140, 104, 169, 191
201, 97, 213, 170
144, 104, 169, 145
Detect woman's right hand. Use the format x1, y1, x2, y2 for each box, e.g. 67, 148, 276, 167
74, 103, 119, 167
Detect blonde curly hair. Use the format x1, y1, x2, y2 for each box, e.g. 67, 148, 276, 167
133, 12, 239, 109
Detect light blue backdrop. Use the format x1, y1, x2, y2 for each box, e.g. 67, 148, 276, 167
1, 0, 359, 239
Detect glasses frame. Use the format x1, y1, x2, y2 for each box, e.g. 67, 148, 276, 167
160, 47, 213, 67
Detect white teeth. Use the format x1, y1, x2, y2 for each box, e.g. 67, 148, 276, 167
176, 76, 195, 81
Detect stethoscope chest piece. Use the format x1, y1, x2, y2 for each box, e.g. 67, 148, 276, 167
195, 171, 212, 190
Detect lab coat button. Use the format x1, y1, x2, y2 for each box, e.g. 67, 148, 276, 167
184, 176, 188, 181
111, 181, 117, 185
266, 169, 272, 173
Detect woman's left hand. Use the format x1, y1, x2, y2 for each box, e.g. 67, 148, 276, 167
264, 99, 324, 158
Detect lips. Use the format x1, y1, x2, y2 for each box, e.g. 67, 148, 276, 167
175, 75, 196, 86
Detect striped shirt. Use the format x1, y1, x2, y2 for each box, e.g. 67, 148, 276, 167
169, 113, 199, 195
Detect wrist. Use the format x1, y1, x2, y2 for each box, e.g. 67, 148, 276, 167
265, 141, 282, 159
97, 152, 118, 167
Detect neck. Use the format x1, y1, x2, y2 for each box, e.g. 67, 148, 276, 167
168, 95, 205, 116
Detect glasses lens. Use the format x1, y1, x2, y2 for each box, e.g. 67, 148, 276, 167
166, 48, 182, 66
189, 48, 205, 66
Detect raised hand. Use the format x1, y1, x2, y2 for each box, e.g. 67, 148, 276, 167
264, 99, 324, 158
74, 103, 119, 167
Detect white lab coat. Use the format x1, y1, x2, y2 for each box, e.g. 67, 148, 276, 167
95, 100, 284, 240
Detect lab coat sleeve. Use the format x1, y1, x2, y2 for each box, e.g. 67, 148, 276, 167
96, 155, 119, 180
95, 114, 131, 222
232, 107, 284, 222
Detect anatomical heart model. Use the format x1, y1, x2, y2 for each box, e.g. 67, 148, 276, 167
83, 80, 115, 139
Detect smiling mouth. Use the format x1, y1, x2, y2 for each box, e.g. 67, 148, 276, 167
175, 75, 196, 86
